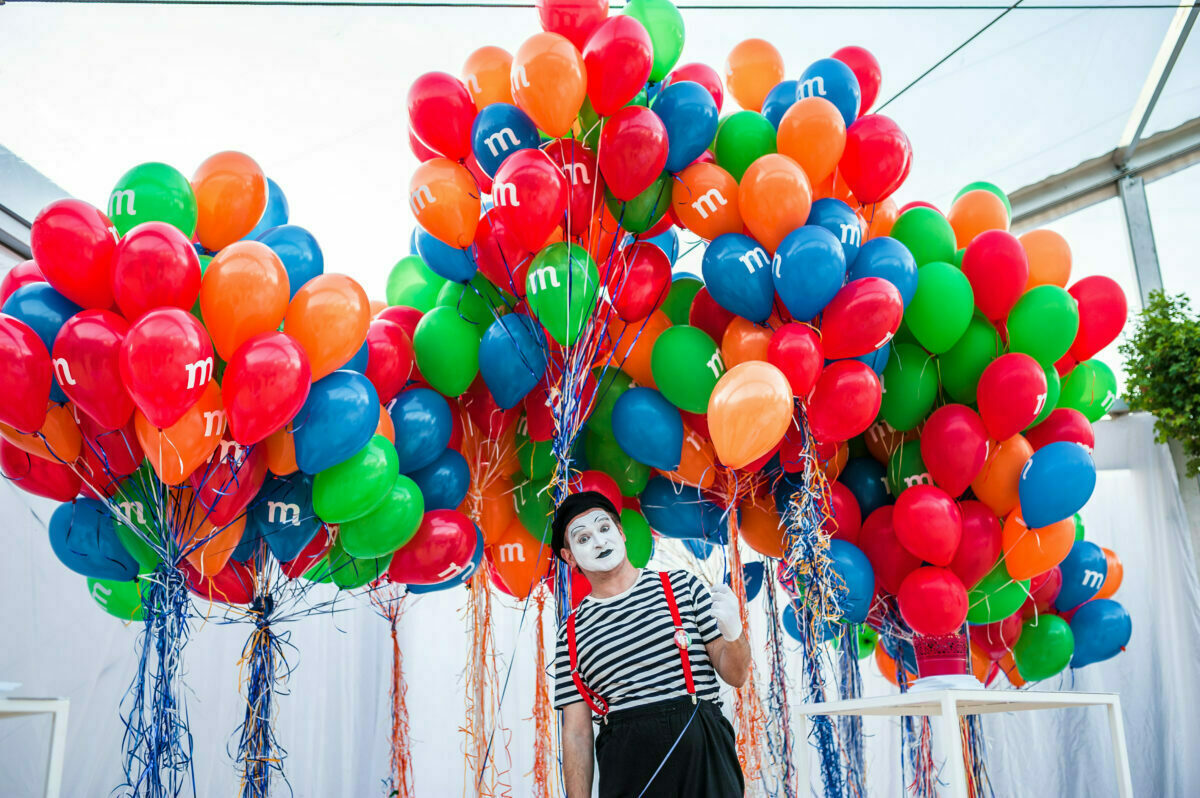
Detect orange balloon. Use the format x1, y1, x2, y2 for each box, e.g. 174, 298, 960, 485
284, 274, 371, 380
179, 500, 246, 578
724, 39, 785, 113
671, 162, 742, 240
861, 197, 899, 240
740, 494, 784, 558
375, 404, 395, 443
721, 317, 771, 367
264, 423, 297, 476
1002, 511, 1074, 580
739, 154, 813, 255
136, 381, 225, 485
971, 434, 1032, 517
708, 361, 793, 469
463, 45, 514, 110
813, 169, 855, 204
199, 240, 290, 361
609, 310, 669, 387
874, 643, 912, 688
998, 651, 1026, 687
823, 442, 849, 481
490, 517, 554, 598
191, 151, 267, 252
409, 158, 481, 249
1019, 229, 1072, 290
948, 189, 1009, 249
0, 403, 81, 463
511, 32, 587, 138
1095, 547, 1124, 599
660, 423, 716, 489
970, 641, 993, 682
370, 299, 388, 317
776, 97, 846, 185
478, 474, 516, 544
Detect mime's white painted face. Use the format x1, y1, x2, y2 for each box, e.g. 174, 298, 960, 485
567, 510, 625, 573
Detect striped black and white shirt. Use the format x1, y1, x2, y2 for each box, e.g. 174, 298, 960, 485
553, 569, 723, 713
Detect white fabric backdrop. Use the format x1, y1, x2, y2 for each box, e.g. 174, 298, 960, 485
2, 412, 1198, 797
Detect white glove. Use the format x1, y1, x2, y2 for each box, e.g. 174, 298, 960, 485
710, 583, 743, 642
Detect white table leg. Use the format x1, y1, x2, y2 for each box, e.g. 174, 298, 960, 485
1105, 697, 1134, 798
44, 703, 68, 798
938, 696, 969, 798
797, 712, 810, 797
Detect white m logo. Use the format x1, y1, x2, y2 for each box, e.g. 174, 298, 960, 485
1081, 569, 1105, 589
118, 501, 146, 525
463, 73, 481, 94
690, 189, 728, 219
510, 65, 530, 94
484, 128, 520, 157
91, 581, 113, 605
493, 180, 520, 207
214, 439, 245, 464
738, 247, 770, 274
706, 351, 725, 379
798, 76, 826, 99
202, 409, 226, 438
528, 265, 561, 294
838, 223, 862, 247
496, 542, 525, 563
184, 357, 213, 390
438, 561, 465, 580
108, 189, 136, 217
52, 357, 77, 386
409, 184, 435, 214
267, 501, 302, 527
564, 162, 591, 185
903, 473, 934, 488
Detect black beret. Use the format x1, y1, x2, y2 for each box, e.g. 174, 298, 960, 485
551, 491, 620, 560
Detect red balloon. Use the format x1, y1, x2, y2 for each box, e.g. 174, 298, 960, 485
474, 209, 536, 296
30, 199, 118, 309
183, 558, 255, 605
52, 310, 136, 430
948, 500, 1002, 590
920, 404, 989, 498
976, 353, 1048, 441
831, 46, 882, 115
893, 484, 963, 566
523, 374, 556, 442
583, 16, 653, 115
858, 506, 921, 594
838, 115, 911, 204
545, 139, 604, 231
535, 0, 609, 49
768, 322, 823, 398
689, 287, 737, 344
221, 332, 312, 445
961, 231, 1029, 322
376, 305, 424, 341
1054, 351, 1078, 378
190, 439, 268, 526
1024, 407, 1094, 453
897, 566, 968, 636
407, 72, 477, 161
364, 319, 415, 404
598, 106, 669, 201
570, 469, 622, 510
461, 377, 520, 438
112, 222, 202, 322
819, 277, 902, 359
0, 313, 51, 433
1068, 275, 1127, 361
465, 151, 493, 195
665, 62, 724, 111
898, 200, 939, 215
608, 243, 670, 322
119, 308, 214, 428
1021, 566, 1063, 619
388, 509, 479, 584
492, 149, 568, 252
824, 480, 862, 544
969, 611, 1022, 660
408, 128, 439, 162
807, 360, 881, 443
0, 260, 45, 307
76, 414, 143, 497
0, 439, 81, 501
778, 422, 807, 473
281, 524, 335, 579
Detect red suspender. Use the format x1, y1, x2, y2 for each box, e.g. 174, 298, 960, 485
568, 610, 610, 719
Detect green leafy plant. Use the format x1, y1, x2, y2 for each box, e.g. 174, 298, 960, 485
1120, 291, 1200, 477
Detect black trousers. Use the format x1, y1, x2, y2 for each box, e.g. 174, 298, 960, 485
594, 696, 745, 798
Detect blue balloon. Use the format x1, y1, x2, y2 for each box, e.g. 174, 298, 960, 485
1055, 540, 1108, 612
231, 522, 262, 563
471, 103, 541, 178
761, 80, 799, 128
293, 371, 380, 474
389, 388, 452, 473
409, 448, 470, 511
407, 526, 483, 593
1019, 441, 1097, 528
854, 341, 891, 375
643, 227, 680, 265
683, 538, 716, 560
478, 313, 548, 409
255, 225, 324, 299
725, 561, 765, 602
640, 476, 730, 541
415, 227, 477, 284
796, 58, 861, 127
828, 540, 875, 623
249, 473, 323, 562
409, 228, 419, 254
644, 80, 664, 105
880, 633, 918, 675
849, 237, 918, 306
806, 198, 862, 266
1069, 599, 1131, 668
612, 388, 683, 471
243, 177, 290, 240
342, 339, 370, 373
49, 499, 138, 581
702, 233, 775, 322
839, 457, 892, 518
772, 226, 846, 321
782, 600, 838, 644
2, 283, 82, 403
652, 80, 720, 173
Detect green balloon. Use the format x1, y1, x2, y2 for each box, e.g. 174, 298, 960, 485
1073, 513, 1085, 541
413, 305, 482, 397
890, 207, 957, 266
661, 275, 703, 326
937, 313, 1001, 404
387, 255, 447, 311
621, 508, 654, 568
847, 434, 870, 460
313, 435, 398, 523
650, 325, 723, 413
88, 577, 145, 621
713, 111, 776, 182
1028, 362, 1061, 429
1058, 359, 1118, 422
887, 440, 933, 497
1007, 285, 1079, 367
436, 272, 513, 328
517, 424, 556, 479
577, 97, 602, 148
339, 474, 424, 559
108, 162, 198, 238
955, 181, 1011, 218
1013, 615, 1074, 681
589, 367, 634, 436
303, 556, 335, 583
525, 243, 600, 346
323, 537, 392, 590
904, 262, 974, 354
113, 495, 161, 575
605, 173, 672, 234
856, 625, 879, 659
952, 247, 966, 268
585, 430, 650, 496
623, 0, 685, 81
967, 560, 1030, 622
513, 476, 554, 544
879, 344, 939, 431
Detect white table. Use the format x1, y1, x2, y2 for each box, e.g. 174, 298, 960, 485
0, 698, 69, 798
794, 689, 1133, 798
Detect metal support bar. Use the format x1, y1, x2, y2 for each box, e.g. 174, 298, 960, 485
1118, 175, 1164, 306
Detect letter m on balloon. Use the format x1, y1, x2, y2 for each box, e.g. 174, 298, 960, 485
484, 128, 520, 157
529, 265, 561, 294
691, 189, 728, 220
798, 76, 826, 99
1081, 569, 1104, 589
267, 501, 302, 527
184, 357, 214, 389
738, 247, 770, 275
409, 184, 435, 214
497, 542, 525, 563
108, 189, 136, 217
